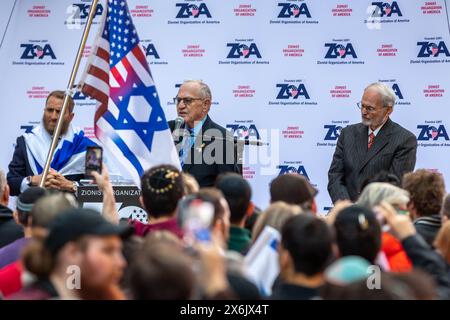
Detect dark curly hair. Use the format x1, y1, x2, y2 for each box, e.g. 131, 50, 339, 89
141, 165, 185, 218
402, 169, 446, 217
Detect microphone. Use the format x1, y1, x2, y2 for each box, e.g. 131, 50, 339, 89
200, 134, 269, 146
172, 116, 185, 142
174, 116, 184, 131
234, 138, 269, 146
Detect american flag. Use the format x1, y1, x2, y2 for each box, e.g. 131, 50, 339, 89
80, 0, 180, 185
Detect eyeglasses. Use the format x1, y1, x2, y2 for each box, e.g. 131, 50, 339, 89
356, 102, 378, 113
173, 97, 204, 106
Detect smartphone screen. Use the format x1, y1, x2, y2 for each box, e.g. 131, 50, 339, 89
85, 146, 103, 177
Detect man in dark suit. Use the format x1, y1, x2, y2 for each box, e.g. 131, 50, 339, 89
168, 80, 241, 187
328, 82, 417, 203
7, 91, 89, 196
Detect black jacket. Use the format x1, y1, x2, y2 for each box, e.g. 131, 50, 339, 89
402, 234, 450, 300
270, 282, 321, 300
168, 115, 242, 187
0, 204, 23, 249
414, 215, 442, 248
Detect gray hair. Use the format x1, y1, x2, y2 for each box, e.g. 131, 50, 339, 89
0, 170, 6, 199
183, 80, 212, 100
357, 182, 409, 210
365, 82, 397, 108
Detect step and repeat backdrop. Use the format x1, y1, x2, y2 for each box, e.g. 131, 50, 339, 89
1, 0, 449, 211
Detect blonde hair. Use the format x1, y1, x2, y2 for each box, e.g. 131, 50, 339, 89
252, 202, 302, 242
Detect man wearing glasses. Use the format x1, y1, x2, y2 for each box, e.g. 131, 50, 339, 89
328, 82, 417, 203
168, 80, 242, 187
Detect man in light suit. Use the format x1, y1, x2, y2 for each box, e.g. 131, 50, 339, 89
328, 82, 417, 203
168, 80, 241, 187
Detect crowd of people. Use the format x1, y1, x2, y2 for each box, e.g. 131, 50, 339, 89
0, 166, 449, 300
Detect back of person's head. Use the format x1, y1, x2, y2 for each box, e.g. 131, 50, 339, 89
333, 205, 381, 264
215, 173, 251, 225
280, 214, 333, 277
23, 208, 131, 282
128, 241, 195, 299
141, 165, 184, 219
441, 193, 450, 222
434, 221, 450, 264
181, 172, 199, 195
357, 182, 409, 210
361, 170, 401, 191
252, 201, 302, 242
403, 169, 446, 217
270, 174, 317, 211
15, 187, 47, 226
31, 192, 78, 230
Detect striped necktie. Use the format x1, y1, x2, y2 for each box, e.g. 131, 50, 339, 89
368, 132, 375, 150
179, 128, 193, 167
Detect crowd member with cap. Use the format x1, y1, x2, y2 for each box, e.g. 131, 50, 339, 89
0, 169, 23, 248
9, 208, 132, 300
0, 192, 77, 297
131, 165, 185, 238
215, 173, 253, 254
270, 174, 318, 214
0, 187, 46, 269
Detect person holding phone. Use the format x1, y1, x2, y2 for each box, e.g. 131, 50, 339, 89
7, 90, 97, 195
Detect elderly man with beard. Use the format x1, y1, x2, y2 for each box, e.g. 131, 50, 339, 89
328, 82, 417, 203
7, 90, 97, 195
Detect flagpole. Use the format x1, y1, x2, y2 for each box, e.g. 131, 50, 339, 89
39, 0, 100, 188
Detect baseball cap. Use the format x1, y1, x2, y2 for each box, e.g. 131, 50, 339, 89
45, 208, 133, 255
16, 187, 47, 213
325, 256, 371, 285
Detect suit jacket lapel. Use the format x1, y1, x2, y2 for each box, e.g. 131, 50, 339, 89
358, 118, 393, 172
355, 124, 368, 169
